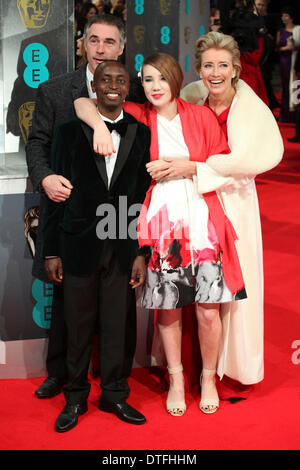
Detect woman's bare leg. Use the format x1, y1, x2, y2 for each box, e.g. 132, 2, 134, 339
196, 303, 221, 412
157, 308, 185, 415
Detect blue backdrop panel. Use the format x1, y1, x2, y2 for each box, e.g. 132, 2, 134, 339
0, 192, 50, 342
126, 0, 180, 73
2, 0, 74, 166
0, 1, 74, 377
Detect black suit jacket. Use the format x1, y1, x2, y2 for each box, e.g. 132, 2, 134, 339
26, 63, 146, 281
41, 112, 151, 277
26, 64, 145, 191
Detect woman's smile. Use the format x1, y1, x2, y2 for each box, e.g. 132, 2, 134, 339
200, 48, 236, 96
142, 64, 172, 108
152, 93, 164, 99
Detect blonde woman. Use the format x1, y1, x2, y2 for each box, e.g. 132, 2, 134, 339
180, 31, 283, 388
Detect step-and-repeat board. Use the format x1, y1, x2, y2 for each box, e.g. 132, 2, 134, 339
126, 0, 209, 86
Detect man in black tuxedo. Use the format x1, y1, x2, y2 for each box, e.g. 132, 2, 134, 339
26, 14, 145, 400
42, 60, 151, 432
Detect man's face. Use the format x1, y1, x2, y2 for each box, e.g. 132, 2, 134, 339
95, 1, 105, 14
92, 62, 129, 114
85, 23, 124, 73
17, 0, 51, 29
255, 0, 267, 16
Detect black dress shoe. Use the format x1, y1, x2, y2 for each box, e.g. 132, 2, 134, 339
55, 402, 88, 433
99, 399, 146, 425
35, 377, 65, 398
288, 136, 300, 143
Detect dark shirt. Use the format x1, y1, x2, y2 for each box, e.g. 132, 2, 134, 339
295, 50, 300, 73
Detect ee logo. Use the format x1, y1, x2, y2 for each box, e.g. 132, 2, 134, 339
134, 53, 144, 72
161, 26, 170, 45
23, 43, 49, 89
199, 25, 205, 37
135, 0, 144, 15
185, 0, 190, 15
32, 279, 53, 330
185, 55, 190, 72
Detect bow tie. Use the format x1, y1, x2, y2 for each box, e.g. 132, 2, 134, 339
104, 119, 128, 137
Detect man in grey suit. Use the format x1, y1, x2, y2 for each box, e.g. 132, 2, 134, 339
26, 14, 145, 399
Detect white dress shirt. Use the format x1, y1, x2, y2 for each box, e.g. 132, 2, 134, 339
86, 66, 97, 100
98, 110, 124, 188
86, 66, 124, 188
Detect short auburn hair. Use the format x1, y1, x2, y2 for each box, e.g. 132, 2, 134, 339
141, 53, 183, 100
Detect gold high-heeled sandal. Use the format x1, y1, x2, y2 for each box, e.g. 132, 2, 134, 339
166, 364, 186, 417
199, 368, 219, 414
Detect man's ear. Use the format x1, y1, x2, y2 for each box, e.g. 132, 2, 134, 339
118, 43, 125, 58
91, 80, 95, 93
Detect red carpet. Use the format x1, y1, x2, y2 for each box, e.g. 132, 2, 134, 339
0, 123, 300, 451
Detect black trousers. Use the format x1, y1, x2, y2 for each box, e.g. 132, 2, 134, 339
62, 243, 137, 404
46, 284, 67, 380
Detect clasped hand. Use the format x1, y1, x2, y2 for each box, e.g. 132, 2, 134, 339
146, 158, 196, 181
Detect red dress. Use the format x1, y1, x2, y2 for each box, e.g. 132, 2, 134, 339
240, 36, 269, 106
204, 101, 231, 141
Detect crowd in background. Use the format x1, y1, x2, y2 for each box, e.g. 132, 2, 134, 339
74, 0, 300, 125
75, 0, 126, 34
210, 0, 300, 124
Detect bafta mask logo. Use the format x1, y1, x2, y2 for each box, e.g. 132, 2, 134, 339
19, 101, 35, 143
159, 0, 172, 16
133, 25, 146, 44
17, 0, 51, 29
24, 206, 40, 258
184, 26, 192, 44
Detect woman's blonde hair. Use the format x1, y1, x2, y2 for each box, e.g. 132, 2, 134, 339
141, 53, 183, 100
195, 31, 241, 88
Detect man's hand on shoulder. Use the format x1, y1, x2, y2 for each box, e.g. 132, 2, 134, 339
42, 174, 73, 202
